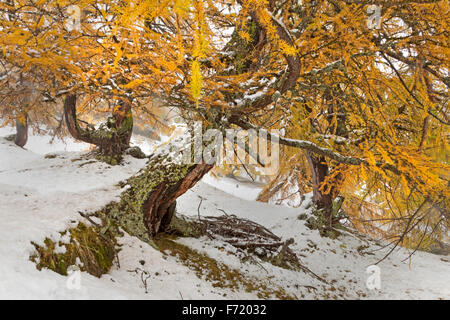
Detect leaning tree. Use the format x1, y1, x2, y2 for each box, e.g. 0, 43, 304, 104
1, 0, 447, 249
0, 0, 179, 161
78, 0, 449, 249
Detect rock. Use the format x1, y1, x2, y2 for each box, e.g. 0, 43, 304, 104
126, 146, 147, 159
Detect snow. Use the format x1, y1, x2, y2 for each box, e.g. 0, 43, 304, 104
201, 174, 263, 201
0, 129, 448, 300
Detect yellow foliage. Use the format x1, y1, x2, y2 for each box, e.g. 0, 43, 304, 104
190, 60, 203, 104
0, 0, 448, 249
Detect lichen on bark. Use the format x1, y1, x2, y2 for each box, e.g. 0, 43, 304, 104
64, 95, 134, 165
92, 140, 213, 245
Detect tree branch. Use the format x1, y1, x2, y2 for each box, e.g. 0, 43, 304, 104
230, 117, 401, 175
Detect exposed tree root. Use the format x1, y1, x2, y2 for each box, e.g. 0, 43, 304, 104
170, 213, 327, 283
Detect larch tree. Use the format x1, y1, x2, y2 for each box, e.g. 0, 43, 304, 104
230, 0, 449, 247
163, 0, 448, 248
0, 0, 185, 160
0, 0, 447, 252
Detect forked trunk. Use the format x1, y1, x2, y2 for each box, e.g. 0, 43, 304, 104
143, 162, 213, 236
64, 94, 133, 161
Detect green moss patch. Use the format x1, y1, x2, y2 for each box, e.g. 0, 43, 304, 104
304, 200, 348, 239
95, 154, 121, 166
155, 237, 296, 299
30, 222, 118, 278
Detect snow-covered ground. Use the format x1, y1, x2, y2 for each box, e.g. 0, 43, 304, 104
0, 128, 448, 300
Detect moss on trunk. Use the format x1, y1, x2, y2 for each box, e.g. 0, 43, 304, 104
92, 145, 213, 244
64, 95, 134, 164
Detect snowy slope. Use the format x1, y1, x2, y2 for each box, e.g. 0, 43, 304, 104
0, 130, 448, 300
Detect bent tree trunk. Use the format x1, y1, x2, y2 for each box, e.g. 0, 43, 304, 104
14, 112, 28, 147
306, 151, 334, 227
64, 94, 133, 163
94, 144, 213, 242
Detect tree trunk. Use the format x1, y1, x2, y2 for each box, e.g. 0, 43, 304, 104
306, 151, 334, 227
305, 87, 347, 228
94, 145, 213, 242
64, 94, 133, 163
14, 113, 28, 147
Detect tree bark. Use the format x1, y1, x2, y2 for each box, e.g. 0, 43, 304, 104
14, 113, 28, 148
94, 145, 213, 242
64, 94, 133, 162
306, 152, 334, 227
304, 87, 347, 228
